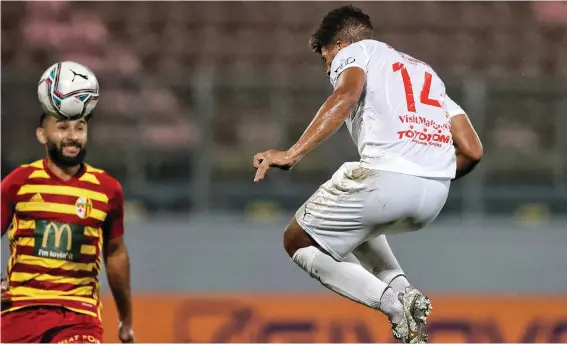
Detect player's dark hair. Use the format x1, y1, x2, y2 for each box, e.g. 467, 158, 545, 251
39, 112, 47, 128
39, 112, 93, 128
309, 5, 374, 54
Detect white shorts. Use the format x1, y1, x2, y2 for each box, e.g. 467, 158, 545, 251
295, 162, 450, 261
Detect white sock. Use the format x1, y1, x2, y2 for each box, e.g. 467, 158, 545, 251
292, 246, 403, 323
388, 274, 411, 294
353, 235, 411, 294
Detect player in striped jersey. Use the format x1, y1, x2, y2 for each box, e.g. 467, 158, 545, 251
1, 112, 134, 343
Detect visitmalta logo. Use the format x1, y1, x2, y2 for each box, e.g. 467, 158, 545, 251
75, 196, 93, 219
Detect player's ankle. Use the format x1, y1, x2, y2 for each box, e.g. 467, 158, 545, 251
388, 274, 410, 295
379, 287, 403, 324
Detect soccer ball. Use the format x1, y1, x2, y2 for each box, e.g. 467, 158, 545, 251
37, 61, 99, 120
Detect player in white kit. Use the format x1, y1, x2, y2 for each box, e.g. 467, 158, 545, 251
253, 5, 483, 343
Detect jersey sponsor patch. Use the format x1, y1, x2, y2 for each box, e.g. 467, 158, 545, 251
33, 220, 85, 262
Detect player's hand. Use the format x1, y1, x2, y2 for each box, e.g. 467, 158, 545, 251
118, 321, 135, 343
1, 277, 8, 298
253, 149, 297, 182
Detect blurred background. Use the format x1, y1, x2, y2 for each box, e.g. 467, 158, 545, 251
1, 1, 566, 343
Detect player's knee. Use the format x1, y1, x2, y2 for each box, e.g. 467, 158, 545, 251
283, 219, 315, 258
283, 226, 296, 258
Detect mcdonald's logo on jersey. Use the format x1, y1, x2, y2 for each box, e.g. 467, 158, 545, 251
42, 222, 72, 250
34, 220, 84, 261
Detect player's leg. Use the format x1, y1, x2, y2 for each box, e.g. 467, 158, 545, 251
287, 164, 449, 343
283, 218, 404, 324
356, 172, 449, 343
284, 163, 404, 324
353, 235, 410, 294
351, 236, 428, 342
352, 174, 449, 294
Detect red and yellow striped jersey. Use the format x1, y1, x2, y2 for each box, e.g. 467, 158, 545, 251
1, 159, 124, 323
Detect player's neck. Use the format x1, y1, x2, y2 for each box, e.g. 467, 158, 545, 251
46, 158, 82, 181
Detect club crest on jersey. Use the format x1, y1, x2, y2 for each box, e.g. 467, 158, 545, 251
75, 196, 93, 219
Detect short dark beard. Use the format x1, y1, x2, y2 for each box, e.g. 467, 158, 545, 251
46, 141, 87, 168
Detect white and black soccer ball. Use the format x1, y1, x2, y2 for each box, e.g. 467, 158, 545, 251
37, 61, 99, 120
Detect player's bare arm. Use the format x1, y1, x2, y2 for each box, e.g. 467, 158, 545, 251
0, 278, 7, 299
253, 67, 366, 182
450, 114, 483, 179
103, 182, 134, 343
104, 235, 134, 343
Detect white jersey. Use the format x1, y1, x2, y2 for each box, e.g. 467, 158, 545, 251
329, 39, 466, 179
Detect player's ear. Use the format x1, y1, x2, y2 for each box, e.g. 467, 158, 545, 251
36, 127, 47, 145
336, 39, 346, 51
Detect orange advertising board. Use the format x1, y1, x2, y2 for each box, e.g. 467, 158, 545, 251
101, 294, 567, 343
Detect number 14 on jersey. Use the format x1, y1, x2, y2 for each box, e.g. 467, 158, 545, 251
393, 62, 442, 113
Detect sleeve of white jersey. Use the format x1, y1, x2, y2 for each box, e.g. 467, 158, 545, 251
444, 95, 466, 118
329, 43, 368, 87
